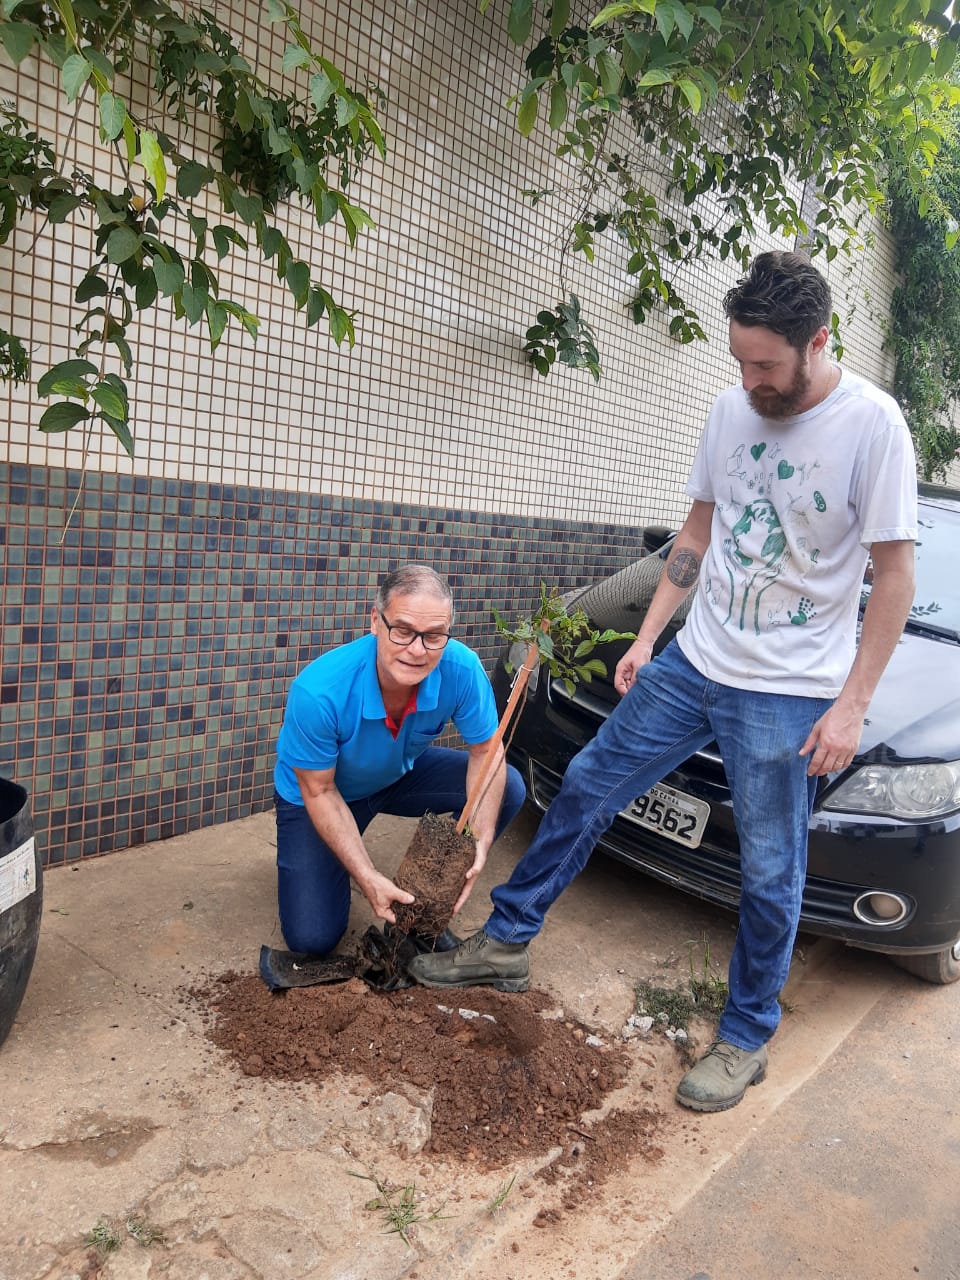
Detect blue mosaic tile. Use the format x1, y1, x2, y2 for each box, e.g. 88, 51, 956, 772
1, 461, 644, 867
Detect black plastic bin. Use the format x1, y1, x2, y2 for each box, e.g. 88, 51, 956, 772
0, 777, 43, 1050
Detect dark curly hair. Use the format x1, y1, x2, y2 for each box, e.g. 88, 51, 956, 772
723, 251, 832, 350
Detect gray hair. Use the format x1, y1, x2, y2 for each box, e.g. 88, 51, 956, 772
375, 564, 455, 625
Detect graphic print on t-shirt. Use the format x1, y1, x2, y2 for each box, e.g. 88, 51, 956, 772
714, 440, 826, 635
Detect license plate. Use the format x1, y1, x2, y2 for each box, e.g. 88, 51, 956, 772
621, 782, 709, 849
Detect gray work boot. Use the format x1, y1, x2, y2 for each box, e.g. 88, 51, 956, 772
675, 1038, 768, 1112
406, 928, 530, 993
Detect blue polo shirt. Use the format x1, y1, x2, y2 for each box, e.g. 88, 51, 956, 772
274, 634, 499, 804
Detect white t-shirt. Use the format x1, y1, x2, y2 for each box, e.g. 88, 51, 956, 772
678, 368, 918, 698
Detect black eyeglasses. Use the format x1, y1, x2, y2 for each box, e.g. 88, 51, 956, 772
378, 611, 451, 650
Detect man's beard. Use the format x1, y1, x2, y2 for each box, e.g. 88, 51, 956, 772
748, 359, 810, 420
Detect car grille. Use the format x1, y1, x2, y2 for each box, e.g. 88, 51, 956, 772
547, 676, 730, 788
527, 760, 872, 929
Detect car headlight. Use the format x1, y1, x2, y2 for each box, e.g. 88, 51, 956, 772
822, 761, 960, 820
505, 640, 540, 695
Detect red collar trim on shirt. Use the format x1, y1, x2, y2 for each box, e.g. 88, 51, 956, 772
385, 688, 418, 739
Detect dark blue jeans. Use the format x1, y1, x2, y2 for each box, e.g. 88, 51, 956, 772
485, 639, 830, 1050
276, 747, 526, 954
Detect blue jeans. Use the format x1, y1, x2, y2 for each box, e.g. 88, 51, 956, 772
276, 747, 526, 955
487, 639, 829, 1050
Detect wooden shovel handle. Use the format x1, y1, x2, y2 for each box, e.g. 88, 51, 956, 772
456, 639, 539, 834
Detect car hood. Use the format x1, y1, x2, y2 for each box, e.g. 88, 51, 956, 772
860, 627, 960, 761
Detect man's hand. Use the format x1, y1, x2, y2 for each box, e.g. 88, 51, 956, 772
359, 869, 415, 925
799, 701, 865, 777
452, 839, 490, 916
615, 638, 654, 695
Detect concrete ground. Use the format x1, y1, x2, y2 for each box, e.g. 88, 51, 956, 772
1, 805, 958, 1280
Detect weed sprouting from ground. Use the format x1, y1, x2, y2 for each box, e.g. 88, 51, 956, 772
487, 1173, 517, 1216
126, 1214, 166, 1246
84, 1213, 166, 1260
83, 1219, 122, 1255
686, 936, 729, 1020
636, 935, 729, 1032
349, 1170, 453, 1245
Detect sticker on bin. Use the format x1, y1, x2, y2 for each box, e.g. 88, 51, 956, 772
620, 782, 709, 848
0, 837, 37, 913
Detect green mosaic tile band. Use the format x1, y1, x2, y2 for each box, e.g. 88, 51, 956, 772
0, 463, 644, 866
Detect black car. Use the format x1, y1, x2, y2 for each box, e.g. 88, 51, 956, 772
493, 483, 960, 984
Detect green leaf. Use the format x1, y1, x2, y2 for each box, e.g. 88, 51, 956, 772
261, 226, 285, 259
548, 81, 567, 130
517, 90, 539, 136
83, 44, 114, 85
234, 90, 254, 133
282, 44, 311, 74
37, 359, 97, 396
335, 95, 359, 127
677, 77, 702, 112
57, 0, 78, 43
153, 258, 185, 296
316, 190, 338, 225
221, 300, 259, 340
180, 282, 206, 323
139, 129, 166, 202
102, 412, 134, 457
212, 225, 247, 259
106, 225, 141, 264
231, 191, 262, 224
550, 0, 570, 37
595, 50, 621, 96
61, 52, 91, 101
98, 90, 126, 140
0, 21, 36, 64
91, 380, 127, 419
177, 162, 215, 199
206, 299, 228, 349
122, 113, 137, 164
285, 259, 310, 307
109, 333, 133, 376
654, 3, 675, 42
310, 70, 335, 111
508, 0, 533, 44
43, 375, 90, 398
934, 36, 957, 78
621, 30, 650, 78
306, 284, 329, 326
46, 194, 84, 224
134, 269, 157, 310
38, 401, 91, 433
328, 304, 354, 345
592, 1, 652, 25
75, 273, 107, 304
906, 39, 930, 86
637, 67, 674, 88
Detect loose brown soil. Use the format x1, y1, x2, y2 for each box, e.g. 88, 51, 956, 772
392, 811, 477, 936
192, 973, 664, 1197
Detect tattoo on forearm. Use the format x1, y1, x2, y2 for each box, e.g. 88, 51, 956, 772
667, 548, 701, 588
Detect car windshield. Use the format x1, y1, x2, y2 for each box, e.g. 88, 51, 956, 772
863, 499, 960, 637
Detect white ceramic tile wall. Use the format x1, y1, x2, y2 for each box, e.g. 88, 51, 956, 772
0, 0, 903, 529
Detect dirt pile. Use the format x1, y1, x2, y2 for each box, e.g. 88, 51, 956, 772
192, 973, 664, 1188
